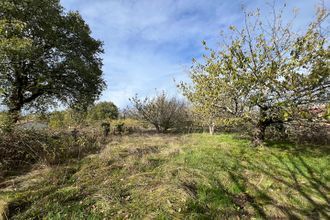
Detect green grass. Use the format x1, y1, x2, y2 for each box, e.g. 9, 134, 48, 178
0, 133, 329, 219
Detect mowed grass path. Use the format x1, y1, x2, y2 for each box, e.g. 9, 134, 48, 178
0, 133, 329, 219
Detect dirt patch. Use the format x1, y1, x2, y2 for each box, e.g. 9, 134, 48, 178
232, 193, 253, 209
146, 158, 165, 169
7, 199, 31, 219
181, 181, 198, 197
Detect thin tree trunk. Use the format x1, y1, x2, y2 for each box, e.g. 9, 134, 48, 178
209, 122, 215, 135
155, 124, 161, 133
8, 108, 21, 124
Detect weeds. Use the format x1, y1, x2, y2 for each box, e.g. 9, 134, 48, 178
0, 133, 329, 219
0, 129, 103, 181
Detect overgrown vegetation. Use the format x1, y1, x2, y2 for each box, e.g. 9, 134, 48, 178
0, 0, 329, 219
0, 134, 328, 219
0, 128, 104, 181
47, 101, 119, 129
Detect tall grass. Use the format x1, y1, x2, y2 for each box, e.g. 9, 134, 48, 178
1, 133, 329, 219
0, 128, 103, 180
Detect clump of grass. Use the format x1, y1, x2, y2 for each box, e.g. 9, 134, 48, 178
1, 133, 329, 219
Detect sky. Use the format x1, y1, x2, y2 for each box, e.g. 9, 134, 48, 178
60, 0, 328, 108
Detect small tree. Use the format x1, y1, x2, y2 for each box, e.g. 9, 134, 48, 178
129, 92, 189, 133
0, 0, 105, 122
179, 63, 242, 135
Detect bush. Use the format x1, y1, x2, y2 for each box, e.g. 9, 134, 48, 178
265, 120, 329, 145
111, 118, 147, 134
286, 121, 329, 145
0, 129, 102, 180
0, 112, 13, 133
48, 111, 66, 129
87, 102, 119, 122
48, 109, 87, 129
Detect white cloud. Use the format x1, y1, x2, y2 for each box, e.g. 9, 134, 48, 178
60, 0, 327, 108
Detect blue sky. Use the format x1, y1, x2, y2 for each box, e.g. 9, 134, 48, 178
60, 0, 327, 108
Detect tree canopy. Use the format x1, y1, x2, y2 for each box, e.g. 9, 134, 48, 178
87, 101, 119, 122
180, 5, 330, 145
0, 0, 105, 122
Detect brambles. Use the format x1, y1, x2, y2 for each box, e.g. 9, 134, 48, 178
0, 128, 102, 180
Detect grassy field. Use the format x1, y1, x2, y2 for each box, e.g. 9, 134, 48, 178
0, 133, 329, 219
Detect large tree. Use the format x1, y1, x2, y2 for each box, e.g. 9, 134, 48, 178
0, 0, 105, 122
180, 4, 330, 145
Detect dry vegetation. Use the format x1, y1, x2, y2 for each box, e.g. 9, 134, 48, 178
1, 0, 329, 219
0, 133, 329, 219
0, 128, 104, 181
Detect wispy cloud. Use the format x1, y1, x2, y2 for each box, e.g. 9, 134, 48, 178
60, 0, 326, 108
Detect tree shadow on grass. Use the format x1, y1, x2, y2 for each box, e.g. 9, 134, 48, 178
1, 165, 101, 219
264, 140, 330, 157
237, 151, 330, 219
184, 143, 329, 219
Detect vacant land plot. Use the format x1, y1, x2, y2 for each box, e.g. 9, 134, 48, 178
0, 133, 329, 219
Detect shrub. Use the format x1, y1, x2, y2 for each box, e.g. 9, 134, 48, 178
285, 121, 329, 145
48, 109, 88, 129
87, 102, 119, 122
0, 129, 102, 180
111, 118, 147, 134
0, 112, 13, 133
48, 111, 66, 129
264, 120, 329, 145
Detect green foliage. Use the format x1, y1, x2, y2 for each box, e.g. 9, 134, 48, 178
115, 122, 124, 134
87, 102, 119, 122
111, 118, 148, 134
0, 112, 13, 133
101, 122, 111, 137
48, 103, 119, 129
48, 109, 86, 129
48, 111, 66, 129
179, 5, 330, 144
0, 0, 105, 121
324, 103, 330, 120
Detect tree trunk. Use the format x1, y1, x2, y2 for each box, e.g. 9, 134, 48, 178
253, 121, 267, 146
8, 107, 21, 124
155, 124, 161, 133
8, 84, 23, 123
209, 122, 215, 135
